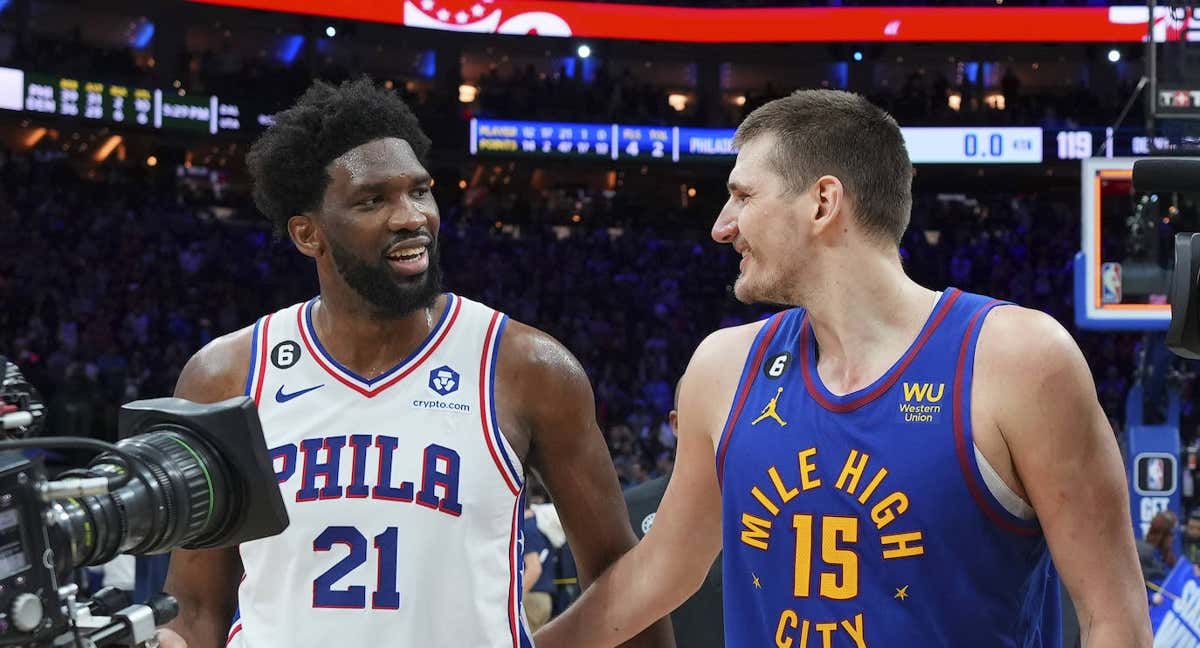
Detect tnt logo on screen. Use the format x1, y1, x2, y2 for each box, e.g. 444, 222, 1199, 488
898, 381, 944, 423
429, 365, 460, 396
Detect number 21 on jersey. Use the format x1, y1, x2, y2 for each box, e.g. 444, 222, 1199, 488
313, 526, 401, 609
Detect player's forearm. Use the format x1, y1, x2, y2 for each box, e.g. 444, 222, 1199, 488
162, 588, 238, 648
533, 567, 661, 648
619, 617, 675, 648
535, 544, 689, 648
163, 610, 232, 648
1080, 616, 1152, 648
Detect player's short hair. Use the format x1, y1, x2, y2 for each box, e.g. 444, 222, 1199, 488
733, 89, 913, 246
246, 77, 433, 235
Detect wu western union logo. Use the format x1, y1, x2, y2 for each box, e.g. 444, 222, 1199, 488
899, 382, 944, 423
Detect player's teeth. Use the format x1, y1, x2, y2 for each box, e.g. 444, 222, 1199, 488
390, 246, 425, 259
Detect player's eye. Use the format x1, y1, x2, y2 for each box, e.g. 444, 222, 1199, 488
358, 195, 384, 209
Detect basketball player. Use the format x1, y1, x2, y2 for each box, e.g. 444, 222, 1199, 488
534, 90, 1151, 647
155, 79, 671, 648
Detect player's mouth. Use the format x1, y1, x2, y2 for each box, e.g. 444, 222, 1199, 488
385, 244, 429, 276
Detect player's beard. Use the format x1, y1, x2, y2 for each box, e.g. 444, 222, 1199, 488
328, 235, 443, 317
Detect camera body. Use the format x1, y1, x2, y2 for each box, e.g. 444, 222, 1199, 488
1132, 158, 1200, 358
0, 452, 67, 643
0, 358, 289, 647
1168, 233, 1200, 359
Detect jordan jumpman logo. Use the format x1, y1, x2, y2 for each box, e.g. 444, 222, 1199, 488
752, 387, 787, 427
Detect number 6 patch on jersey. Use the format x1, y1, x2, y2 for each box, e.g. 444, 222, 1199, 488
763, 352, 792, 380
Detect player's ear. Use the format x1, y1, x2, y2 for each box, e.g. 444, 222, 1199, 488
811, 174, 845, 237
288, 213, 324, 259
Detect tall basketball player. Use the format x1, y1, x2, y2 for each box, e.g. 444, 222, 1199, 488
155, 79, 671, 648
534, 90, 1151, 647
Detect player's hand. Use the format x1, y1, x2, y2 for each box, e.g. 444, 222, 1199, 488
155, 628, 188, 648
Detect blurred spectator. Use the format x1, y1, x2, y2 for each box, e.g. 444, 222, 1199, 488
1138, 511, 1178, 586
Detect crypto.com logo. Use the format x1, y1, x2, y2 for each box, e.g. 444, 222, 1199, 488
404, 0, 572, 36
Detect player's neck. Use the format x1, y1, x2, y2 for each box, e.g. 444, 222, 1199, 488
803, 250, 938, 395
311, 291, 446, 380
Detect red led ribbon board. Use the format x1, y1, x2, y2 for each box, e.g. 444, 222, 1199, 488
186, 1, 1193, 43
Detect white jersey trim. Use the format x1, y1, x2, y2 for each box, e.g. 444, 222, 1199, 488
481, 312, 523, 494
246, 313, 275, 406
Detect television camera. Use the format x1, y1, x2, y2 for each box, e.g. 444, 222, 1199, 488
1134, 159, 1200, 358
0, 356, 287, 647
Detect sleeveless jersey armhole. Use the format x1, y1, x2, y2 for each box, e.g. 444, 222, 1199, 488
479, 311, 523, 496
953, 302, 1041, 536
715, 314, 785, 488
245, 315, 272, 406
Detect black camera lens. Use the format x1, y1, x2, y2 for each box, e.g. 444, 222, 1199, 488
53, 426, 233, 568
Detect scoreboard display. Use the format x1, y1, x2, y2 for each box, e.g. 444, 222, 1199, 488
472, 120, 615, 159
0, 66, 262, 136
471, 118, 1046, 165
3, 63, 1192, 166
23, 73, 154, 128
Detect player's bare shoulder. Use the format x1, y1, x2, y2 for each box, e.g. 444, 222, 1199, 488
974, 304, 1085, 392
689, 319, 770, 375
972, 303, 1098, 443
175, 324, 258, 403
490, 318, 593, 457
679, 319, 773, 445
494, 318, 584, 383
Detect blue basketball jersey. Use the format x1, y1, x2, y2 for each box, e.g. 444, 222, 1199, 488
717, 288, 1060, 648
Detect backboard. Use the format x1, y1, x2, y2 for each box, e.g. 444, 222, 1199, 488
1075, 157, 1175, 331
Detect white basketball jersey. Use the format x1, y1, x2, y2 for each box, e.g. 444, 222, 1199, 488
226, 293, 534, 648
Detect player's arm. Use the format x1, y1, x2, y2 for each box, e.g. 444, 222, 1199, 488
495, 321, 673, 648
532, 325, 756, 648
978, 308, 1152, 648
158, 328, 254, 648
522, 552, 542, 596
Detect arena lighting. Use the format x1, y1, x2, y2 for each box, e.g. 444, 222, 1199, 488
325, 25, 336, 37
1108, 48, 1122, 62
20, 127, 46, 148
146, 155, 158, 167
92, 135, 122, 163
458, 84, 478, 103
853, 51, 864, 61
577, 44, 591, 59
131, 21, 155, 50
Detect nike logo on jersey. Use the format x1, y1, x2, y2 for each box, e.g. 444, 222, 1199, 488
275, 384, 324, 403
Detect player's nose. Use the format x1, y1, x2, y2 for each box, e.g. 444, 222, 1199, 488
388, 202, 429, 232
712, 205, 738, 244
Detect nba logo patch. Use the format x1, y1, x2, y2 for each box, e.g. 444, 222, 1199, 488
1135, 453, 1177, 495
1101, 262, 1122, 304
428, 365, 460, 396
